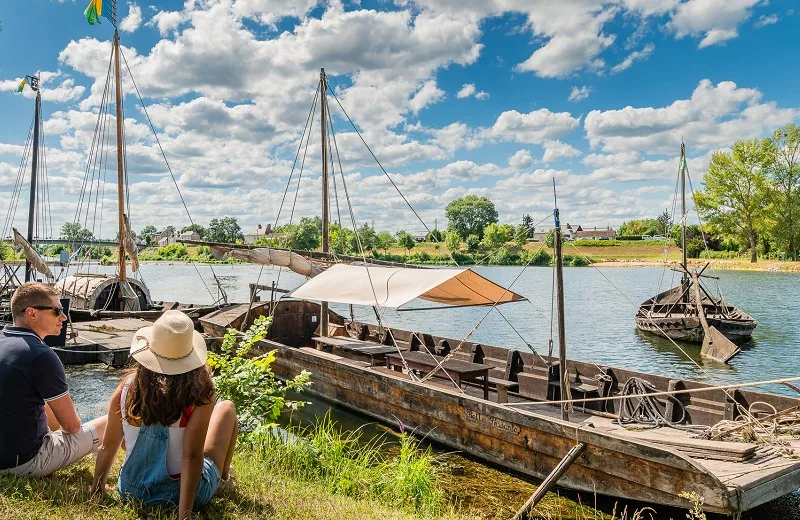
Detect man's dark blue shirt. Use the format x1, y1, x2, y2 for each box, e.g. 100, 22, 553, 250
0, 326, 68, 469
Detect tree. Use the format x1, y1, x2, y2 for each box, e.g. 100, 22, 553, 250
349, 223, 377, 253
465, 234, 480, 252
694, 139, 773, 263
426, 229, 443, 242
656, 209, 672, 236
60, 222, 94, 243
289, 217, 321, 250
767, 124, 800, 258
520, 214, 533, 237
444, 231, 461, 252
445, 195, 498, 239
375, 231, 395, 254
396, 231, 415, 252
481, 222, 510, 249
181, 223, 207, 238
206, 217, 244, 244
330, 223, 354, 254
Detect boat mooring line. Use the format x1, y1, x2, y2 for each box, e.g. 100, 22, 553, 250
502, 375, 800, 408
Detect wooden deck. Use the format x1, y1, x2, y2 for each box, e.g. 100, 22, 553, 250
55, 318, 152, 367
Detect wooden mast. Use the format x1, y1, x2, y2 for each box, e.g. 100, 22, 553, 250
319, 68, 330, 336
25, 77, 41, 283
680, 143, 688, 293
113, 27, 126, 286
552, 182, 569, 422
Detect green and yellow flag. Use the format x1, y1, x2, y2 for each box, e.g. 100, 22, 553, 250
84, 0, 105, 25
16, 77, 26, 92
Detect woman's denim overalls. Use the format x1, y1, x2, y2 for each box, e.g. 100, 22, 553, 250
117, 421, 220, 508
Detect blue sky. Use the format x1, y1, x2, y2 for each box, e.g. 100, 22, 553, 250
0, 0, 798, 238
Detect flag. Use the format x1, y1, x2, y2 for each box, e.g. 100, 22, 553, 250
16, 78, 26, 92
84, 0, 105, 25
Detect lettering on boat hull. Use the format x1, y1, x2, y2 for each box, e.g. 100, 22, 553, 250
465, 408, 521, 435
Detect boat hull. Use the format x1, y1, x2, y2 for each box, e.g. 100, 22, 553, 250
635, 315, 757, 344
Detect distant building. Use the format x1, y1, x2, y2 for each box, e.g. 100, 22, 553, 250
178, 230, 201, 241
411, 231, 428, 243
573, 226, 616, 240
244, 224, 272, 244
158, 235, 176, 247
530, 227, 553, 242
153, 228, 174, 242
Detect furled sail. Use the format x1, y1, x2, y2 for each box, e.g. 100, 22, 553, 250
210, 245, 325, 277
123, 214, 140, 272
12, 228, 54, 280
290, 263, 526, 308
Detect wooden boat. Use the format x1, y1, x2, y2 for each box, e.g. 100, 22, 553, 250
201, 299, 800, 515
635, 144, 756, 357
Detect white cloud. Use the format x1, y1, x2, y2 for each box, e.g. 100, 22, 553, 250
584, 79, 800, 154
147, 10, 186, 36
481, 108, 580, 145
568, 86, 591, 102
0, 71, 85, 103
610, 43, 654, 73
755, 14, 779, 28
508, 149, 534, 170
541, 139, 581, 163
669, 0, 759, 49
456, 83, 489, 100
409, 80, 445, 114
232, 0, 320, 26
120, 3, 143, 33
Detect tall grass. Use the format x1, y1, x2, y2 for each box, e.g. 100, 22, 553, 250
245, 414, 448, 517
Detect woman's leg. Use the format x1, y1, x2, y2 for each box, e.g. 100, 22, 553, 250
203, 400, 238, 480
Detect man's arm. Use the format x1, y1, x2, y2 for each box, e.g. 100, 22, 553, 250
44, 403, 61, 431
45, 393, 81, 434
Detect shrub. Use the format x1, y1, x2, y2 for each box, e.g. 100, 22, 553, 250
465, 234, 480, 252
159, 243, 189, 259
571, 239, 619, 247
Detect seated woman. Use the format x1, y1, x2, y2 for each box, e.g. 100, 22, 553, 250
92, 311, 238, 519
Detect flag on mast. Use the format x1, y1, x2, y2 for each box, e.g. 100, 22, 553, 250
16, 78, 26, 92
84, 0, 112, 25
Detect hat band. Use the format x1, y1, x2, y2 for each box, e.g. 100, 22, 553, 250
131, 335, 194, 361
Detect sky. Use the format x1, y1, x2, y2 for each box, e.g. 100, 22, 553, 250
0, 0, 798, 239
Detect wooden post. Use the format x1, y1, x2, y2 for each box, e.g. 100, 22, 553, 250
512, 442, 586, 520
320, 68, 330, 337
113, 30, 126, 288
25, 84, 41, 283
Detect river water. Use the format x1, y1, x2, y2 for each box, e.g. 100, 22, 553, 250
63, 262, 800, 517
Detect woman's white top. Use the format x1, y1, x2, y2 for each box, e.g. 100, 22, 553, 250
120, 378, 188, 477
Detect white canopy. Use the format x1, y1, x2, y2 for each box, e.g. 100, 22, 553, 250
289, 264, 525, 308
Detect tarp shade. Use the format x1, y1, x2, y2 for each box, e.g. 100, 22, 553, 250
12, 228, 54, 280
290, 264, 525, 308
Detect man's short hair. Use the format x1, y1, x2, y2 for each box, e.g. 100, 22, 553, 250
10, 282, 60, 320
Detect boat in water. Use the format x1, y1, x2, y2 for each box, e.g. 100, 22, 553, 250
199, 72, 800, 516
635, 143, 756, 362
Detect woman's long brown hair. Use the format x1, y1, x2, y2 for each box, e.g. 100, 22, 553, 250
124, 363, 215, 426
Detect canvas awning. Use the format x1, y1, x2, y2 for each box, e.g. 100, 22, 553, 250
210, 246, 325, 277
289, 264, 525, 308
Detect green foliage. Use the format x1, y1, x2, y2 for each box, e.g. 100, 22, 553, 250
350, 223, 377, 253
465, 234, 480, 252
44, 244, 69, 257
396, 231, 415, 251
60, 222, 94, 243
445, 195, 498, 239
481, 223, 511, 249
0, 241, 15, 261
206, 216, 244, 244
679, 491, 708, 520
289, 217, 321, 251
695, 139, 773, 262
208, 316, 311, 431
444, 231, 461, 252
375, 230, 395, 254
329, 223, 354, 254
616, 235, 644, 241
527, 248, 552, 266
158, 243, 189, 259
245, 415, 446, 516
425, 229, 443, 242
571, 239, 619, 247
569, 254, 592, 267
766, 123, 800, 256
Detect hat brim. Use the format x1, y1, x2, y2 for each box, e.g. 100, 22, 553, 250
130, 326, 207, 375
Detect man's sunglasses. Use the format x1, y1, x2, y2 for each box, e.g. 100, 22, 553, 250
30, 306, 65, 316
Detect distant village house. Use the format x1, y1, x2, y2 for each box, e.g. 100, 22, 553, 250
573, 226, 616, 240
244, 224, 272, 244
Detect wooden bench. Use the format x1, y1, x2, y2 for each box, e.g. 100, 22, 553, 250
489, 377, 519, 403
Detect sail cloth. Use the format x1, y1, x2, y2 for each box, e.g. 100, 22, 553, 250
210, 245, 325, 277
290, 264, 526, 309
12, 228, 54, 280
123, 214, 140, 272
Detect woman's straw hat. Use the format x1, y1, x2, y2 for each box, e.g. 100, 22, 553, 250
129, 310, 207, 375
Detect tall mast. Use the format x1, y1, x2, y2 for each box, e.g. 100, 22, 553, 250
680, 142, 687, 285
25, 76, 41, 283
552, 182, 569, 422
113, 28, 127, 285
319, 68, 330, 336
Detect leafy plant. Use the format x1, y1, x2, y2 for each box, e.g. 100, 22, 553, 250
208, 315, 312, 431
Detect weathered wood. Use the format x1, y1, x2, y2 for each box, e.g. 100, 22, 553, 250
512, 442, 586, 520
694, 272, 740, 363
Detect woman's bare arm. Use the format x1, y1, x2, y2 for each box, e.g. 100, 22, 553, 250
178, 399, 213, 520
91, 383, 125, 495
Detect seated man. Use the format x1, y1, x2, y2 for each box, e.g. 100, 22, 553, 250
0, 282, 107, 477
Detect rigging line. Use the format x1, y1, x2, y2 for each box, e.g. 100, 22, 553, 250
274, 81, 320, 231
119, 49, 221, 307
41, 123, 53, 240
3, 113, 34, 240
656, 155, 683, 298
326, 86, 441, 244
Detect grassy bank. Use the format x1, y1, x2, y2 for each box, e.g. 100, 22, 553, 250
0, 416, 655, 520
